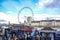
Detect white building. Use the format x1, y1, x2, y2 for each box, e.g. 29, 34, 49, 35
31, 21, 40, 27
31, 20, 60, 28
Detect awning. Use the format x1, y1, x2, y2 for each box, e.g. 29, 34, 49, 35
20, 26, 33, 32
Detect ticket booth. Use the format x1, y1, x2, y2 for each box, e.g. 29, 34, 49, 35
40, 27, 56, 40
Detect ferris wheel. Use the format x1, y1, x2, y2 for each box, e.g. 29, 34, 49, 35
18, 7, 34, 23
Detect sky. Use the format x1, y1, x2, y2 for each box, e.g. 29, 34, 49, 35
0, 0, 60, 23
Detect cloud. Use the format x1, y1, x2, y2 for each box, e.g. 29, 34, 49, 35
6, 11, 14, 14
0, 12, 60, 24
37, 0, 60, 8
33, 14, 60, 20
0, 12, 33, 24
0, 12, 18, 24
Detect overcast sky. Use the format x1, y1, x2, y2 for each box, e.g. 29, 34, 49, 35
0, 0, 60, 23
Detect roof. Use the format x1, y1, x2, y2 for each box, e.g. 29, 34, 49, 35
40, 20, 60, 22
31, 20, 60, 23
41, 27, 56, 33
31, 21, 40, 23
41, 27, 54, 30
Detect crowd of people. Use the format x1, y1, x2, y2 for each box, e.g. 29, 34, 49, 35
0, 28, 53, 40
4, 29, 42, 40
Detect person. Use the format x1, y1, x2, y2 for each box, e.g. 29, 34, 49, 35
34, 30, 41, 40
4, 29, 10, 40
41, 33, 51, 40
26, 32, 32, 40
17, 35, 25, 40
11, 30, 17, 40
44, 33, 51, 40
0, 29, 4, 40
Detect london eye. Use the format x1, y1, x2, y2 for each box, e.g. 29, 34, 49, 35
18, 7, 34, 23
